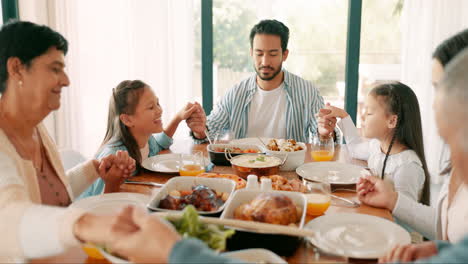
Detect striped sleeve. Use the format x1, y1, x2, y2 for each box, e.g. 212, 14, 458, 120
192, 83, 239, 144
311, 82, 342, 144
205, 99, 230, 140
308, 80, 342, 143
206, 81, 248, 140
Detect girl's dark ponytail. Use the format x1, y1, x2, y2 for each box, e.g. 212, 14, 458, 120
381, 86, 401, 179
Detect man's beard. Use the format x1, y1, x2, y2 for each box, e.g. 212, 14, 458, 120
254, 63, 283, 81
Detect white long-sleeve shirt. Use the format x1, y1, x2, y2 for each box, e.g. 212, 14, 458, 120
338, 116, 426, 202
393, 170, 468, 242
0, 124, 99, 262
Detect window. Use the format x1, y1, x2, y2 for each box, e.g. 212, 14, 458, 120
209, 0, 349, 108
357, 0, 402, 126
51, 0, 201, 158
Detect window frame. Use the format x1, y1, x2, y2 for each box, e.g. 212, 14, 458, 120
1, 0, 19, 23
201, 0, 362, 122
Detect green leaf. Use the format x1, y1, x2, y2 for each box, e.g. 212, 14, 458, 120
167, 205, 235, 251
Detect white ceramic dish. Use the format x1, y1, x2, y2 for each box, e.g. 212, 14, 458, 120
220, 189, 307, 232
305, 213, 411, 259
147, 176, 236, 215
99, 246, 286, 264
296, 161, 365, 185
141, 154, 210, 173
70, 193, 149, 214
222, 248, 287, 264
265, 142, 306, 171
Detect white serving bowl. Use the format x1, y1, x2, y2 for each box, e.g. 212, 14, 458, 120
221, 189, 307, 231
147, 176, 236, 215
265, 142, 307, 171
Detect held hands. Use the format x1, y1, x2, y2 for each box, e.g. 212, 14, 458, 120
176, 103, 199, 122
316, 103, 348, 137
378, 242, 438, 263
74, 206, 181, 263
92, 150, 136, 192
357, 175, 398, 211
108, 206, 181, 263
186, 102, 207, 139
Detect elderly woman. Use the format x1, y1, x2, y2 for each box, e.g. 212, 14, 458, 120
378, 47, 468, 263
354, 28, 468, 242
0, 21, 135, 262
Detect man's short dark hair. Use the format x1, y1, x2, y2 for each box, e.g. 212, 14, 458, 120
433, 28, 468, 67
249, 19, 289, 52
0, 20, 68, 93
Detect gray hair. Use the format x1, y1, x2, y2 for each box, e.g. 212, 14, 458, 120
439, 47, 468, 151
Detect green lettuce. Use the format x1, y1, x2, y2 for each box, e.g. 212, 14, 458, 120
168, 205, 235, 251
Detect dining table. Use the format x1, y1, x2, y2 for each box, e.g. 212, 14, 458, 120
31, 140, 392, 264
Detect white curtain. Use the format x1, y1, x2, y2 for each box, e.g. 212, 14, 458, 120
19, 0, 196, 158
400, 0, 468, 182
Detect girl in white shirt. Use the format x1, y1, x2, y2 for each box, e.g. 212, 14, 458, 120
321, 82, 430, 206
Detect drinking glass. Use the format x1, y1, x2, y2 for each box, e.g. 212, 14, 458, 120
310, 135, 335, 161
178, 152, 206, 176
303, 181, 331, 216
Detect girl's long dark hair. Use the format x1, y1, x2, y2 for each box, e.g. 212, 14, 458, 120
98, 80, 148, 170
371, 82, 431, 205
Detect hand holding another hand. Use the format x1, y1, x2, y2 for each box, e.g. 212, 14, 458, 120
357, 175, 398, 211
93, 150, 136, 192
176, 103, 199, 121
107, 206, 181, 263
186, 102, 207, 139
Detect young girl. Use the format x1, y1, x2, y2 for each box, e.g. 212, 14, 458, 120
79, 80, 199, 198
321, 82, 430, 205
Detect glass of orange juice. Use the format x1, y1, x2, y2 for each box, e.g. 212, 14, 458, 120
311, 135, 335, 161
304, 181, 331, 216
178, 152, 206, 176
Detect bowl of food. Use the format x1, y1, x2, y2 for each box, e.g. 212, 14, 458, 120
226, 153, 285, 179
221, 189, 307, 256
260, 175, 308, 193
147, 177, 236, 216
265, 139, 306, 171
207, 144, 264, 166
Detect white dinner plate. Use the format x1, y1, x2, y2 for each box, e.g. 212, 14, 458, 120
141, 154, 210, 173
296, 162, 366, 185
99, 248, 131, 264
305, 213, 411, 259
229, 137, 271, 145
222, 248, 287, 263
100, 247, 286, 264
71, 192, 150, 214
